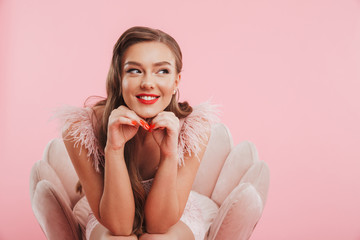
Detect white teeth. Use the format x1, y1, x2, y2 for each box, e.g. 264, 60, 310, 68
139, 96, 157, 100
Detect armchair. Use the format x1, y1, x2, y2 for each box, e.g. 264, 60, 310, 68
30, 123, 270, 240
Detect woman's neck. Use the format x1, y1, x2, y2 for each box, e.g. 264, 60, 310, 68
133, 127, 160, 180
135, 127, 152, 146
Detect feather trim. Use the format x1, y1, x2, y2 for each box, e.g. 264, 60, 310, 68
53, 101, 220, 172
53, 106, 104, 173
177, 101, 221, 166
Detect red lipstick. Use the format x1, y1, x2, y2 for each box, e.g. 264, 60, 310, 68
136, 94, 159, 105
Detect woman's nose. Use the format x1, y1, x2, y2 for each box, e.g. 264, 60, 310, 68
140, 74, 155, 89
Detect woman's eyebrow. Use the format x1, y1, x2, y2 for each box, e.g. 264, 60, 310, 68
124, 61, 173, 67
153, 61, 172, 67
124, 61, 141, 67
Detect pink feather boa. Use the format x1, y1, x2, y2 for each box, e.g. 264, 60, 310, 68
54, 101, 220, 172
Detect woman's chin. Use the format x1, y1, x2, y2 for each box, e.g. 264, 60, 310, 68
132, 105, 166, 121
137, 111, 158, 121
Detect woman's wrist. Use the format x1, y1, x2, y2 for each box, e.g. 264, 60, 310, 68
105, 143, 125, 154
160, 150, 178, 163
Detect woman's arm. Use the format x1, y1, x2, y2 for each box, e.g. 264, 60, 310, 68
100, 145, 135, 235
63, 128, 135, 236
144, 116, 211, 233
63, 106, 148, 236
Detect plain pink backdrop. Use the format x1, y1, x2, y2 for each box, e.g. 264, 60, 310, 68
1, 0, 360, 239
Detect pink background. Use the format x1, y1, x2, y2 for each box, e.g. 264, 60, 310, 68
1, 0, 360, 239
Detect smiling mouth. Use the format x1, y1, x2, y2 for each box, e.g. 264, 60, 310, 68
136, 94, 160, 104
136, 95, 159, 100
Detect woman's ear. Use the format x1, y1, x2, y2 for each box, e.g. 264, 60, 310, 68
175, 74, 181, 88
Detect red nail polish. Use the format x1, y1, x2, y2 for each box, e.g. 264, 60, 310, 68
140, 120, 150, 130
148, 124, 155, 132
131, 120, 137, 126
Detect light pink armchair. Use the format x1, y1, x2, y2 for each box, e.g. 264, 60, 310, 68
30, 123, 270, 240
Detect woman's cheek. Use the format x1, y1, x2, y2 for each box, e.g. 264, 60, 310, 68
122, 78, 130, 89
160, 78, 176, 92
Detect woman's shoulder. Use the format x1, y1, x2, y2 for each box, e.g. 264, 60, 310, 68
177, 101, 220, 166
54, 104, 105, 172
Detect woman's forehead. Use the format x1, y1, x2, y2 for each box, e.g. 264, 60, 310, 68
123, 42, 176, 66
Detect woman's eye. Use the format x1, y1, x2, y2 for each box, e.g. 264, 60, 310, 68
127, 69, 141, 74
158, 69, 169, 74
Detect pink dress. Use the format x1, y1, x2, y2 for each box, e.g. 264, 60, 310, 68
56, 102, 219, 240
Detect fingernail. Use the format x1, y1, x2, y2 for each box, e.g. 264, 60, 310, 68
131, 120, 137, 126
148, 124, 155, 132
140, 120, 150, 130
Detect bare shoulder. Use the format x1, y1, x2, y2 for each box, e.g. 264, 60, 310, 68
61, 116, 102, 179
61, 103, 105, 170
183, 125, 211, 167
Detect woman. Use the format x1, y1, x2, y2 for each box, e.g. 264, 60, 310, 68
60, 26, 218, 240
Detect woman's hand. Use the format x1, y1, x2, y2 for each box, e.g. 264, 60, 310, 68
106, 105, 150, 151
150, 111, 180, 158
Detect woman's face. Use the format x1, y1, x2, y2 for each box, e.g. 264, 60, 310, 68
121, 41, 180, 119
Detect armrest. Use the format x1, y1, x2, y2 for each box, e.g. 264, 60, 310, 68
193, 123, 233, 198
30, 160, 71, 207
239, 161, 270, 205
207, 183, 263, 240
31, 180, 81, 240
211, 141, 259, 206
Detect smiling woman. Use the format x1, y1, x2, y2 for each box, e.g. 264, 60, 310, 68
55, 26, 220, 240
121, 42, 180, 119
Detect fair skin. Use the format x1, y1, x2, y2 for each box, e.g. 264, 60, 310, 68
63, 41, 210, 240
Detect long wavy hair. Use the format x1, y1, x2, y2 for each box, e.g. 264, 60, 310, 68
84, 26, 193, 235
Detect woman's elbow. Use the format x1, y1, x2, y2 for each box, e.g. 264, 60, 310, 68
104, 222, 133, 236
146, 225, 170, 235
100, 215, 134, 236
99, 204, 135, 236
145, 216, 179, 234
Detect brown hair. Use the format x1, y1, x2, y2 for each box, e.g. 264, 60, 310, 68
84, 26, 192, 235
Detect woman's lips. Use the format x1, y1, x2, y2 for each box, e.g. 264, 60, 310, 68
136, 94, 159, 105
